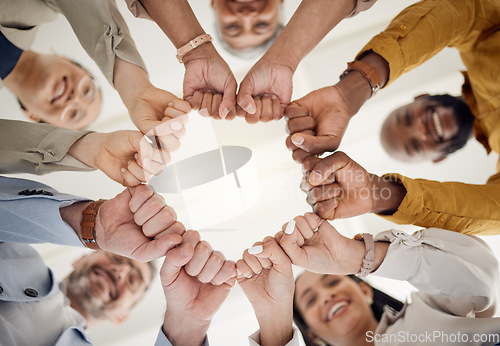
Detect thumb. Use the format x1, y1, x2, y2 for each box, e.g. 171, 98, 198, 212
237, 79, 257, 114
278, 225, 308, 266
130, 233, 182, 262
251, 239, 290, 270
219, 78, 237, 119
290, 132, 340, 155
160, 242, 194, 287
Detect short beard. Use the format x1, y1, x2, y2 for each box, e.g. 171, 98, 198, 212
66, 266, 116, 321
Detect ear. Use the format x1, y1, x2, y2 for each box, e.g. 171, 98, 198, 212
432, 155, 447, 163
110, 311, 130, 325
359, 280, 374, 301
71, 254, 88, 268
414, 93, 430, 101
23, 108, 42, 123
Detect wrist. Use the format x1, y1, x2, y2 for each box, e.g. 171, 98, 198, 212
68, 132, 103, 169
257, 311, 293, 346
163, 314, 209, 346
263, 46, 299, 73
334, 70, 372, 116
59, 201, 93, 243
182, 41, 218, 65
370, 175, 406, 215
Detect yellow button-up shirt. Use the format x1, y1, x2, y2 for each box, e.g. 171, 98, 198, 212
357, 0, 500, 235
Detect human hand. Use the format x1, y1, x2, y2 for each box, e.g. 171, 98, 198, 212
301, 151, 405, 219
183, 45, 238, 120
128, 84, 191, 152
285, 86, 353, 163
237, 58, 293, 123
94, 184, 184, 261
276, 213, 364, 275
237, 237, 294, 346
68, 130, 161, 187
161, 231, 236, 346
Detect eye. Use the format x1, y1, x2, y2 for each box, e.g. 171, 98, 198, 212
305, 294, 317, 308
128, 270, 143, 291
68, 109, 79, 120
327, 279, 340, 287
411, 138, 420, 153
405, 110, 411, 126
254, 22, 269, 30
225, 23, 241, 33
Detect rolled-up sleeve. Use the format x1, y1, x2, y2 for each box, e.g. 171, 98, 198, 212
373, 228, 499, 317
348, 0, 377, 18
0, 120, 94, 174
125, 0, 153, 20
355, 0, 476, 86
376, 173, 500, 235
53, 0, 147, 86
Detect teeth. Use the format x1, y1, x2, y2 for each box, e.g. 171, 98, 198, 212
432, 111, 444, 138
54, 79, 66, 100
328, 301, 347, 320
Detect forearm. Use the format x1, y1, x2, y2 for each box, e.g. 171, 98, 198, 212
113, 57, 151, 111
335, 51, 389, 116
68, 132, 108, 169
139, 0, 205, 48
264, 0, 356, 72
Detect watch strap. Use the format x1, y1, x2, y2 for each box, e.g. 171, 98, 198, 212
353, 233, 375, 277
80, 199, 106, 250
176, 34, 213, 63
340, 60, 381, 96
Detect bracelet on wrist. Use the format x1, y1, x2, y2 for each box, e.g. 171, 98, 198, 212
353, 233, 375, 277
176, 34, 212, 63
339, 60, 381, 97
80, 199, 107, 250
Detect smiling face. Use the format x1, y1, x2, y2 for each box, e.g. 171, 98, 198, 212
66, 252, 152, 324
17, 55, 101, 129
212, 0, 283, 50
294, 273, 376, 345
380, 96, 460, 163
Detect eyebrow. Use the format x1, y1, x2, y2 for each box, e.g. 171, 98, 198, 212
299, 274, 329, 300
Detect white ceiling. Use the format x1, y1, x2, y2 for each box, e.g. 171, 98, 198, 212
2, 0, 500, 345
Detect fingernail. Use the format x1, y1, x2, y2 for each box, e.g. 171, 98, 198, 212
292, 135, 304, 146
246, 103, 256, 114
248, 245, 263, 255
170, 121, 182, 131
255, 270, 261, 275
246, 274, 253, 279
271, 95, 277, 100
134, 153, 138, 160
221, 107, 229, 119
121, 168, 126, 173
310, 171, 322, 183
285, 219, 296, 234
181, 244, 188, 257
142, 158, 151, 171
168, 102, 173, 107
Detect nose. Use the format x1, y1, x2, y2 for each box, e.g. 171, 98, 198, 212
237, 4, 257, 15
111, 264, 131, 284
414, 115, 428, 141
